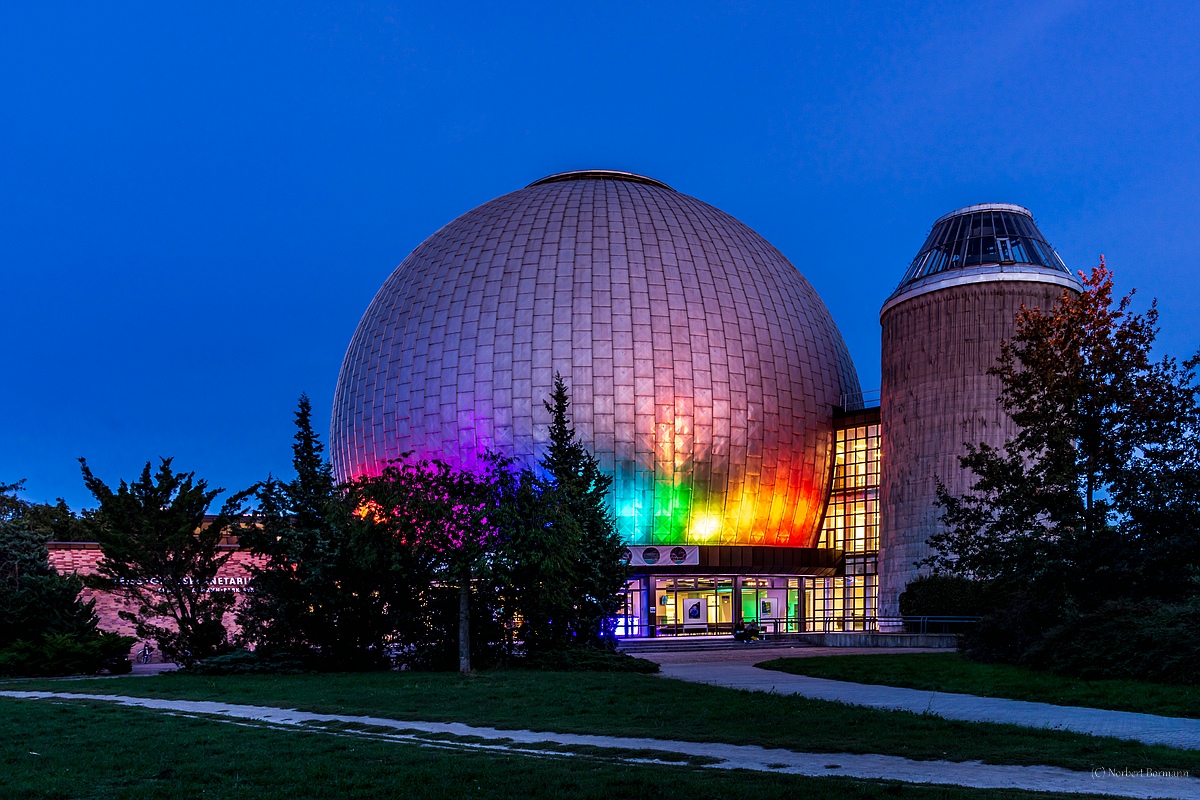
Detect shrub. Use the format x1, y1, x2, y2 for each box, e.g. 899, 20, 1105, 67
898, 575, 988, 634
957, 581, 1069, 664
395, 584, 512, 672
1022, 600, 1200, 684
185, 648, 310, 675
0, 496, 136, 677
0, 631, 134, 677
899, 575, 988, 617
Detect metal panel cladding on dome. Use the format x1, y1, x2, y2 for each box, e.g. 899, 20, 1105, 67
898, 204, 1071, 289
330, 171, 860, 548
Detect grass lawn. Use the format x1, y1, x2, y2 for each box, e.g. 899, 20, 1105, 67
758, 653, 1200, 719
4, 669, 1199, 775
0, 696, 1118, 799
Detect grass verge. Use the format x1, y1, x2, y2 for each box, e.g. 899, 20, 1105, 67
0, 697, 1111, 800
758, 653, 1200, 719
4, 669, 1199, 773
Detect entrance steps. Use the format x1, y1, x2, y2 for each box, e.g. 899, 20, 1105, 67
619, 632, 957, 653
618, 635, 816, 654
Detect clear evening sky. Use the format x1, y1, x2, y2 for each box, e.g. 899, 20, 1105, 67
3, 3, 1198, 509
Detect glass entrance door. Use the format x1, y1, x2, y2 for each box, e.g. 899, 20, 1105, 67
740, 577, 802, 633
654, 577, 734, 635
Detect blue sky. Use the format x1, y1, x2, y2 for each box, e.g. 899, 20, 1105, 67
4, 2, 1198, 508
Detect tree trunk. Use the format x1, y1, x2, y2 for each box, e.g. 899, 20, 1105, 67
458, 566, 471, 674
1086, 453, 1095, 538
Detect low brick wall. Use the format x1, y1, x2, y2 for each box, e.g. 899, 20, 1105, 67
47, 542, 264, 661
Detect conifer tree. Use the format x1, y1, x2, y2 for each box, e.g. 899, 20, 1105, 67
81, 459, 248, 667
0, 481, 133, 676
239, 394, 392, 669
538, 373, 627, 648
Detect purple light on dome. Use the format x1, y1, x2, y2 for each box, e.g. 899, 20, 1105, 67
330, 172, 859, 548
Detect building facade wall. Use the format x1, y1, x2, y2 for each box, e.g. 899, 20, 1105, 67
48, 543, 261, 658
878, 279, 1070, 616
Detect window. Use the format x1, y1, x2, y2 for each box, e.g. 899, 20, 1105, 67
996, 237, 1013, 263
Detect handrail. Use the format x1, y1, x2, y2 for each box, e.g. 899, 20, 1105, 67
614, 614, 982, 637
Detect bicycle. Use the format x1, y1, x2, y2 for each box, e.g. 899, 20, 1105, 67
136, 644, 153, 665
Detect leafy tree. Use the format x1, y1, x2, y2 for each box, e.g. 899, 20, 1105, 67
926, 263, 1200, 662
0, 481, 133, 676
239, 381, 626, 673
0, 480, 86, 544
81, 458, 250, 667
351, 458, 499, 674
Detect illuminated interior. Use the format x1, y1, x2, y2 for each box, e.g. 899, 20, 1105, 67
805, 416, 881, 630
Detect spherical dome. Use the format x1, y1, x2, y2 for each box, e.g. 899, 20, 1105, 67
331, 171, 859, 547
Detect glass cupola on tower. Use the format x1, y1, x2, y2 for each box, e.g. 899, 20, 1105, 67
896, 203, 1070, 289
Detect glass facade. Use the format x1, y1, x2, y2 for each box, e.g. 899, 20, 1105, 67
617, 575, 807, 636
616, 414, 883, 637
820, 422, 880, 552
898, 206, 1070, 288
806, 415, 881, 630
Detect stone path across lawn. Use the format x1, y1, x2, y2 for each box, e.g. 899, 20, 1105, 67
4, 690, 1200, 799
654, 659, 1200, 751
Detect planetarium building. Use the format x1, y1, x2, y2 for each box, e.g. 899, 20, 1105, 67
330, 171, 1078, 636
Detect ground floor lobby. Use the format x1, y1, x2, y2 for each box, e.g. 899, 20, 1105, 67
617, 571, 879, 637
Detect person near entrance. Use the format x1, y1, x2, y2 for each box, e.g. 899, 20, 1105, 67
733, 618, 760, 643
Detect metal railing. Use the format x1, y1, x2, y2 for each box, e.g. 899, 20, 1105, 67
614, 614, 981, 638
839, 389, 880, 410
801, 615, 981, 634
896, 615, 981, 634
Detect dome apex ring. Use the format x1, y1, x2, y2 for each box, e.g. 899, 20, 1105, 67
526, 169, 674, 191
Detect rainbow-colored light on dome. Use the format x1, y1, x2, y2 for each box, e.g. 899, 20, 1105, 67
330, 172, 859, 549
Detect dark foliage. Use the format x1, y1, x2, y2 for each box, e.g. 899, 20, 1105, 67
503, 373, 627, 654
392, 582, 511, 672
957, 582, 1075, 664
185, 648, 309, 675
1019, 600, 1200, 684
237, 395, 397, 671
80, 459, 250, 667
347, 455, 505, 673
0, 631, 133, 677
926, 264, 1200, 675
237, 381, 627, 674
898, 575, 988, 617
0, 481, 135, 676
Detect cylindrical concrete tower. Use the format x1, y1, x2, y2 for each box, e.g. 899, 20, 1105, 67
878, 203, 1081, 617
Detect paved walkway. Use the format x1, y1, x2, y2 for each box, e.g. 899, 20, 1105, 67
5, 690, 1199, 799
646, 650, 1200, 751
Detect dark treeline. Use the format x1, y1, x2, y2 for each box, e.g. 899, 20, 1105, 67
0, 483, 133, 676
231, 375, 628, 674
3, 375, 633, 676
